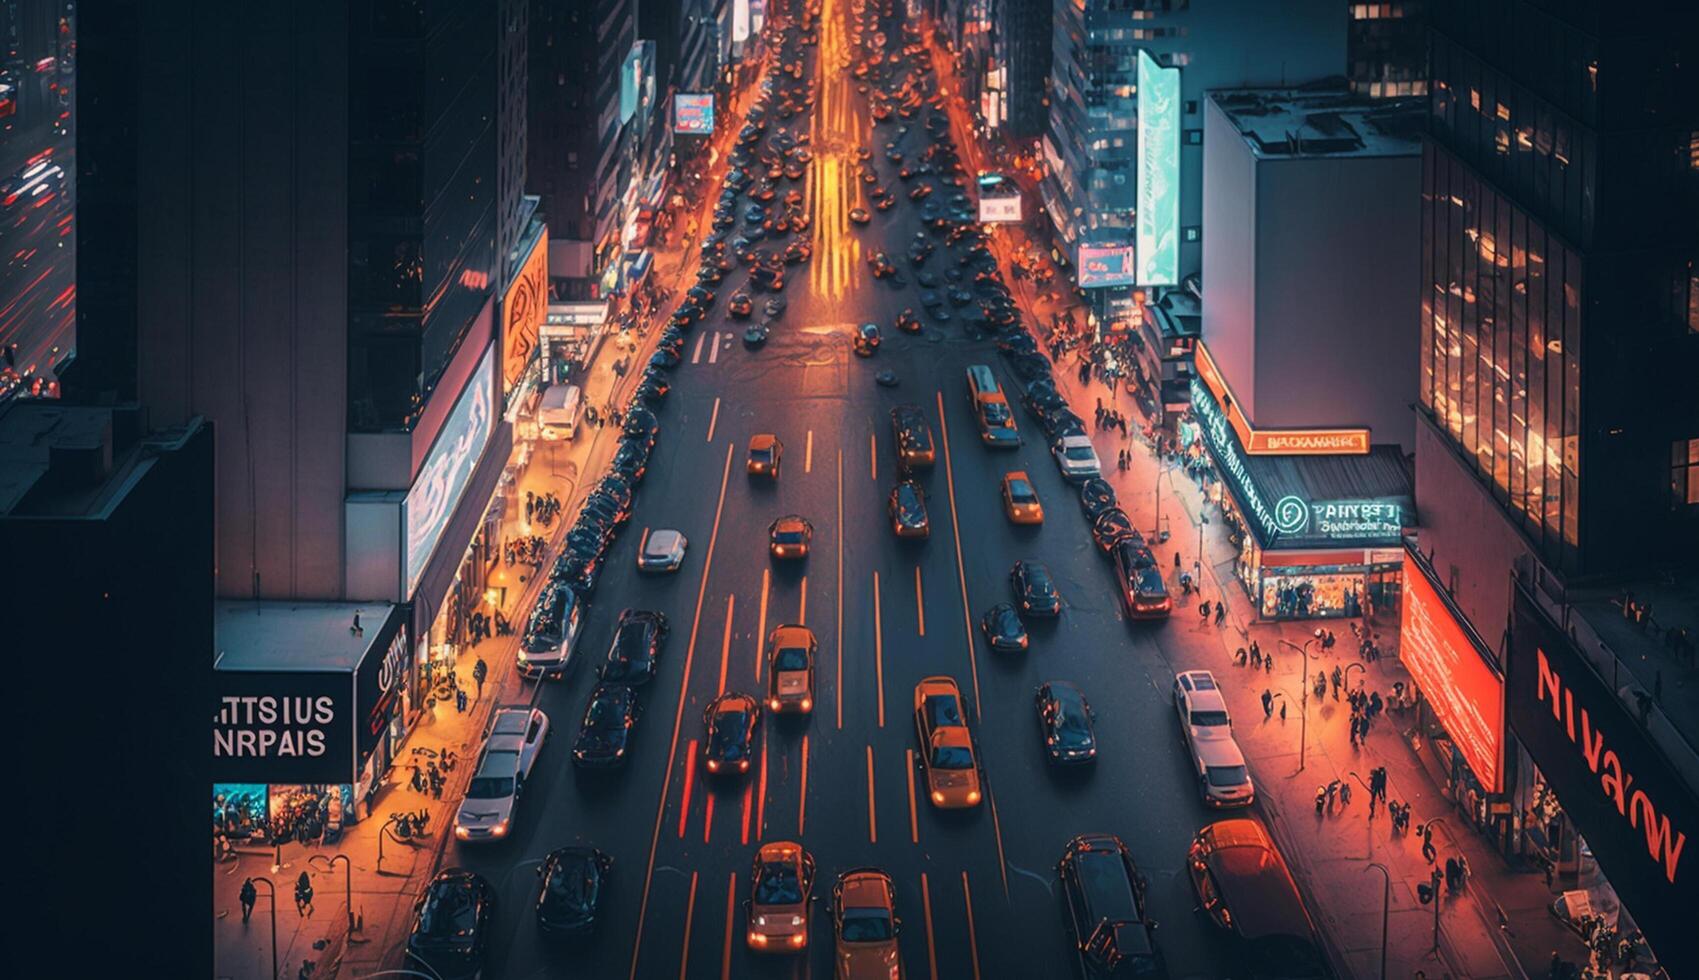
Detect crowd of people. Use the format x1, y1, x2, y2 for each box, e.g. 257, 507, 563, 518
504, 534, 547, 567
525, 490, 562, 527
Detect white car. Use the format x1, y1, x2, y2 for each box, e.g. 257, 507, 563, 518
637, 527, 689, 572
455, 706, 547, 842
485, 704, 550, 772
1173, 670, 1253, 807
518, 583, 585, 680
1051, 435, 1101, 481
1172, 670, 1233, 742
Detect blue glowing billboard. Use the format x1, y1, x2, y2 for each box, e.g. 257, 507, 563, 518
404, 344, 495, 595
1136, 50, 1180, 286
674, 93, 715, 135
1077, 244, 1137, 288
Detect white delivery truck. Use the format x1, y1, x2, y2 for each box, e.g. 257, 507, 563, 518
538, 384, 582, 440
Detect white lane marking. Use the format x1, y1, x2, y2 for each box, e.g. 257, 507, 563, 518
805, 430, 814, 473
708, 332, 722, 364
706, 397, 721, 442
692, 332, 709, 364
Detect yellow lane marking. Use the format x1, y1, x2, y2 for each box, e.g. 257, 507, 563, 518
962, 872, 983, 980
678, 870, 700, 980
866, 745, 878, 843
920, 872, 939, 980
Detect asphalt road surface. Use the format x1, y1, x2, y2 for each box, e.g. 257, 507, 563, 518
449, 2, 1244, 977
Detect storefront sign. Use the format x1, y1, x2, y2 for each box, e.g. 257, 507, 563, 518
356, 620, 409, 767
1135, 51, 1180, 286
979, 194, 1021, 223
1273, 497, 1403, 543
1077, 244, 1137, 288
213, 671, 352, 784
1508, 585, 1698, 979
674, 93, 715, 135
1192, 377, 1278, 543
502, 233, 548, 396
1399, 552, 1503, 791
404, 344, 495, 595
1194, 342, 1370, 455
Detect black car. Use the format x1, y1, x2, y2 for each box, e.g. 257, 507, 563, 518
703, 691, 761, 774
572, 684, 641, 768
1057, 834, 1162, 977
536, 847, 613, 933
624, 407, 660, 448
888, 480, 930, 538
598, 610, 670, 686
611, 442, 649, 482
1011, 560, 1062, 617
980, 602, 1029, 652
1035, 681, 1097, 765
1079, 478, 1118, 520
407, 869, 495, 980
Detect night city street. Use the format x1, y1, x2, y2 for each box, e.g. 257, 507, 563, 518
3, 1, 1695, 979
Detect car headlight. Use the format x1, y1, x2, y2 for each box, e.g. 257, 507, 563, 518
739, 759, 751, 772
790, 915, 804, 927
492, 820, 509, 837
931, 791, 945, 804
789, 933, 806, 946
749, 932, 768, 946
707, 759, 720, 771
799, 698, 812, 712
966, 790, 981, 804
454, 826, 470, 839
769, 699, 783, 711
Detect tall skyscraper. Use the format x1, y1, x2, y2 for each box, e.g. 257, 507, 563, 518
1409, 2, 1698, 970
1042, 0, 1344, 302
1346, 0, 1427, 99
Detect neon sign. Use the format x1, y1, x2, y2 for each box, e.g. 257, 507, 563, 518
1136, 51, 1180, 286
1192, 377, 1277, 542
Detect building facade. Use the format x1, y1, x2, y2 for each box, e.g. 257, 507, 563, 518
1346, 0, 1427, 99
1407, 2, 1698, 972
1042, 0, 1345, 289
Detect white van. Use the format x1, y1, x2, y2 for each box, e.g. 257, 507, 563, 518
538, 384, 582, 440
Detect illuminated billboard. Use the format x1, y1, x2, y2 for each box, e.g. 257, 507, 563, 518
979, 195, 1021, 223
733, 0, 750, 42
404, 344, 495, 595
1136, 50, 1180, 286
1077, 244, 1137, 288
502, 232, 548, 395
1400, 551, 1503, 792
674, 93, 715, 135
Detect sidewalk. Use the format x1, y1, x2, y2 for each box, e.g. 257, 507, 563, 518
212, 194, 713, 979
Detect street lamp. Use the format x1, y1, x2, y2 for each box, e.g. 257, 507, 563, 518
250, 876, 279, 980
1345, 661, 1367, 692
310, 853, 360, 938
1196, 513, 1209, 579
1423, 816, 1456, 951
1279, 634, 1319, 771
1364, 862, 1391, 980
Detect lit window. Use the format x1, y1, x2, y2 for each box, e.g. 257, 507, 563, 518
1674, 439, 1699, 507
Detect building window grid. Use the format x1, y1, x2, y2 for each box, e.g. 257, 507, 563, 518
1674, 439, 1699, 507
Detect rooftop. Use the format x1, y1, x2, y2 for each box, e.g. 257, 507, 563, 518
1209, 86, 1423, 159
214, 600, 400, 673
0, 401, 201, 518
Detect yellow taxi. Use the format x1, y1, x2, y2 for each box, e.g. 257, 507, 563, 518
1001, 470, 1044, 524
832, 868, 903, 979
748, 840, 816, 952
748, 434, 784, 478
766, 624, 817, 714
768, 515, 813, 559
912, 676, 982, 809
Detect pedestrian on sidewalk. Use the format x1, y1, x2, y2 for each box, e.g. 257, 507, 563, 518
1198, 600, 1211, 623
1214, 601, 1227, 627
1249, 643, 1262, 668
1261, 689, 1273, 718
473, 657, 488, 701
1235, 647, 1248, 666
1264, 650, 1275, 673
240, 878, 257, 924
455, 687, 468, 714
525, 491, 535, 525
1279, 701, 1287, 721
410, 764, 427, 794
1174, 551, 1182, 571
1330, 665, 1343, 700
1420, 822, 1438, 863
1339, 780, 1352, 808
294, 871, 314, 917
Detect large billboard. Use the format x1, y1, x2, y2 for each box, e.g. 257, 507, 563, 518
1508, 584, 1699, 980
213, 670, 353, 785
502, 232, 548, 395
1399, 551, 1503, 792
733, 0, 750, 42
674, 93, 716, 135
1077, 244, 1137, 288
404, 344, 495, 595
1136, 50, 1180, 286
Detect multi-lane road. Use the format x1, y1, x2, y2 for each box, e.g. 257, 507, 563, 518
449, 2, 1245, 977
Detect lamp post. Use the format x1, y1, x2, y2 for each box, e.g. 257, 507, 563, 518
1279, 635, 1318, 771
1425, 816, 1454, 952
1364, 862, 1391, 980
1197, 513, 1209, 578
311, 853, 359, 936
1345, 661, 1367, 693
250, 876, 279, 980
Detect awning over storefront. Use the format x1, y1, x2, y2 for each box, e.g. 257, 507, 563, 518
1192, 377, 1413, 550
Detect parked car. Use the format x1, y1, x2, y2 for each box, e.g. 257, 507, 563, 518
1188, 820, 1327, 977
407, 869, 494, 979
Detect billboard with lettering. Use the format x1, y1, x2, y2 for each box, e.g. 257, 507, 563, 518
674, 93, 715, 135
1136, 50, 1180, 286
1508, 583, 1698, 979
502, 232, 547, 395
213, 670, 353, 784
404, 344, 495, 595
1077, 244, 1137, 288
1399, 551, 1503, 791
